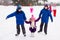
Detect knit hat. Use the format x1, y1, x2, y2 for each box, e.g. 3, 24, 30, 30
44, 4, 48, 7
17, 4, 21, 10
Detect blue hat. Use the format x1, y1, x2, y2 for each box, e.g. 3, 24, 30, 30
17, 4, 21, 10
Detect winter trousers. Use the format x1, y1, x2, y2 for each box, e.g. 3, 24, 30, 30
16, 24, 26, 35
39, 22, 48, 34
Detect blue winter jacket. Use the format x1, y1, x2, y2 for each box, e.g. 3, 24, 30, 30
39, 8, 53, 24
6, 11, 26, 25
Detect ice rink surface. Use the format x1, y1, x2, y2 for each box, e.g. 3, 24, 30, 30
0, 6, 60, 40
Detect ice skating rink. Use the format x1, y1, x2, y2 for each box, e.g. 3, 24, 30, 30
0, 6, 60, 40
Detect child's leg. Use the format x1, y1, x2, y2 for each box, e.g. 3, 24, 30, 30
21, 24, 26, 36
38, 22, 44, 32
29, 27, 36, 37
31, 32, 34, 37
44, 23, 48, 35
15, 25, 20, 36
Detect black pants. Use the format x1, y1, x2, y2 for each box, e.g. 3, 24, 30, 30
39, 22, 48, 34
16, 24, 26, 35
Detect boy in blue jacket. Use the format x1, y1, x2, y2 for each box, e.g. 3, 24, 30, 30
6, 5, 26, 36
38, 4, 53, 35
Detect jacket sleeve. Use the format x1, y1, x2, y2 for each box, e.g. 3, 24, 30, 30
6, 12, 15, 19
35, 17, 41, 22
49, 11, 53, 22
25, 21, 31, 24
23, 12, 26, 21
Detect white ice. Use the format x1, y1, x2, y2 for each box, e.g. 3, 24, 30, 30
0, 6, 60, 40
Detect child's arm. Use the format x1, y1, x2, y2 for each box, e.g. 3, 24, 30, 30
25, 21, 31, 24
35, 17, 41, 22
6, 12, 15, 19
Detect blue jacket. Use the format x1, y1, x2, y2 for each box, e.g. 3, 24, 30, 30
39, 8, 53, 24
6, 11, 26, 25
